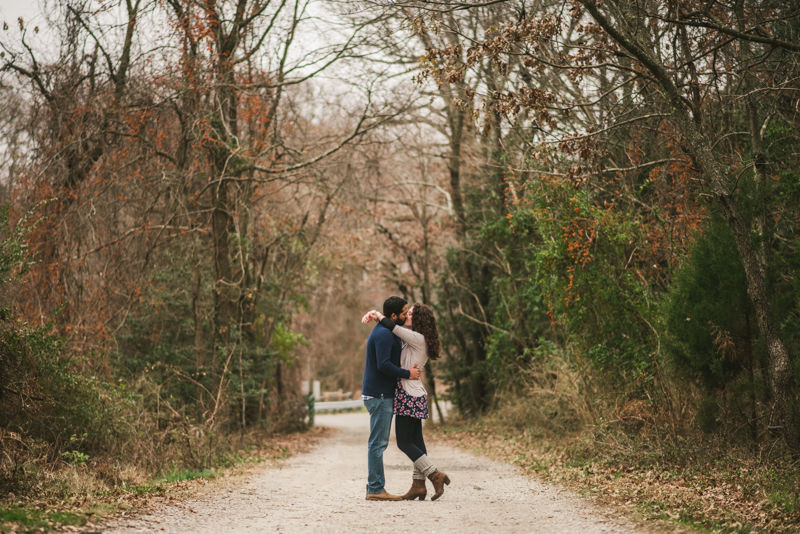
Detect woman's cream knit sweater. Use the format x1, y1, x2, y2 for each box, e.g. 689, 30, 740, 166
391, 325, 428, 398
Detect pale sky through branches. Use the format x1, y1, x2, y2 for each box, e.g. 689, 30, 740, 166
0, 0, 43, 28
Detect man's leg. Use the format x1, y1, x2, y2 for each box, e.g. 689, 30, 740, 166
365, 396, 393, 494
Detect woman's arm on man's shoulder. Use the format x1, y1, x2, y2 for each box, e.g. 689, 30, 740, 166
383, 320, 425, 349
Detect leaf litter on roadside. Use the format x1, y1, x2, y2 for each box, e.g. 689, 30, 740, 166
429, 424, 800, 533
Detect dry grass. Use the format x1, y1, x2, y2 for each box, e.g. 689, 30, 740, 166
0, 426, 332, 534
430, 357, 800, 534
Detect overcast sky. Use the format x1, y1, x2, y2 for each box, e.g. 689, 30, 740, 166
0, 0, 43, 28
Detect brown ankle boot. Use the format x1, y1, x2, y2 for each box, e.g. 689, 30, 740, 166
401, 479, 427, 501
427, 469, 451, 501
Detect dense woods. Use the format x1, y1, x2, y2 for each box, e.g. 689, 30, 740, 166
2, 0, 800, 523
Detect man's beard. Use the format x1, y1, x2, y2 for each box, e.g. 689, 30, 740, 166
392, 315, 405, 326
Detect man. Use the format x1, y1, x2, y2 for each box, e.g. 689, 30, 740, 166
361, 296, 421, 501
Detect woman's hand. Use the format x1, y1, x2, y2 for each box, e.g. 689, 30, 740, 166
361, 310, 384, 324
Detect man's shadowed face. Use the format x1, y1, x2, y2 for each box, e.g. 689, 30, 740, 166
390, 304, 408, 326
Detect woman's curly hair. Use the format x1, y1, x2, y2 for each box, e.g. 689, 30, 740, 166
410, 303, 441, 361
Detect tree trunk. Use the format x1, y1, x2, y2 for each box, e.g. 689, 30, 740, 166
744, 309, 758, 444
424, 360, 446, 424
736, 0, 770, 273
715, 193, 796, 449
206, 6, 241, 421
193, 260, 205, 422
211, 182, 233, 348
447, 108, 467, 237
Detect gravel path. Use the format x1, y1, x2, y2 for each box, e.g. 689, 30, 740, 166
103, 412, 660, 534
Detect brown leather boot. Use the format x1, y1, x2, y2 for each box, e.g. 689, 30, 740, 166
427, 469, 451, 501
401, 479, 427, 501
365, 491, 402, 501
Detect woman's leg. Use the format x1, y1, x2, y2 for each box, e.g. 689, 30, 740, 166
410, 418, 427, 480
395, 415, 425, 462
412, 418, 427, 456
403, 417, 436, 478
397, 416, 429, 500
410, 416, 450, 500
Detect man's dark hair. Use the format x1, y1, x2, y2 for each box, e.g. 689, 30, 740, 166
383, 296, 408, 318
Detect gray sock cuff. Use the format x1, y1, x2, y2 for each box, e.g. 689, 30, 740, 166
413, 454, 436, 477
412, 466, 426, 480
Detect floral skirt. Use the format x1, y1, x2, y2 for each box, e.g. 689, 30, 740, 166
393, 379, 429, 419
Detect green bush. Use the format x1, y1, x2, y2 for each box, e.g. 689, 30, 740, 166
662, 214, 757, 391
531, 186, 658, 379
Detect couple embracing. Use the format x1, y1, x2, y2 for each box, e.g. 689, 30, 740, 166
360, 296, 450, 502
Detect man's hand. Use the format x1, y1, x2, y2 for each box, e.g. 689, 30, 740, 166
408, 363, 421, 380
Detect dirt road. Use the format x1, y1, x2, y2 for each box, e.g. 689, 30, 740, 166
103, 412, 665, 534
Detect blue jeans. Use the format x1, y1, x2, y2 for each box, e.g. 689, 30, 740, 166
364, 396, 394, 494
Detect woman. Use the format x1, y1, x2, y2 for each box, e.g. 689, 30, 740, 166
362, 304, 451, 501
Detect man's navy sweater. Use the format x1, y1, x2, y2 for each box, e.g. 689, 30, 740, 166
361, 323, 410, 398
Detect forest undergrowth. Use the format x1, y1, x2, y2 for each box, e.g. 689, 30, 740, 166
431, 353, 800, 534
0, 426, 330, 534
